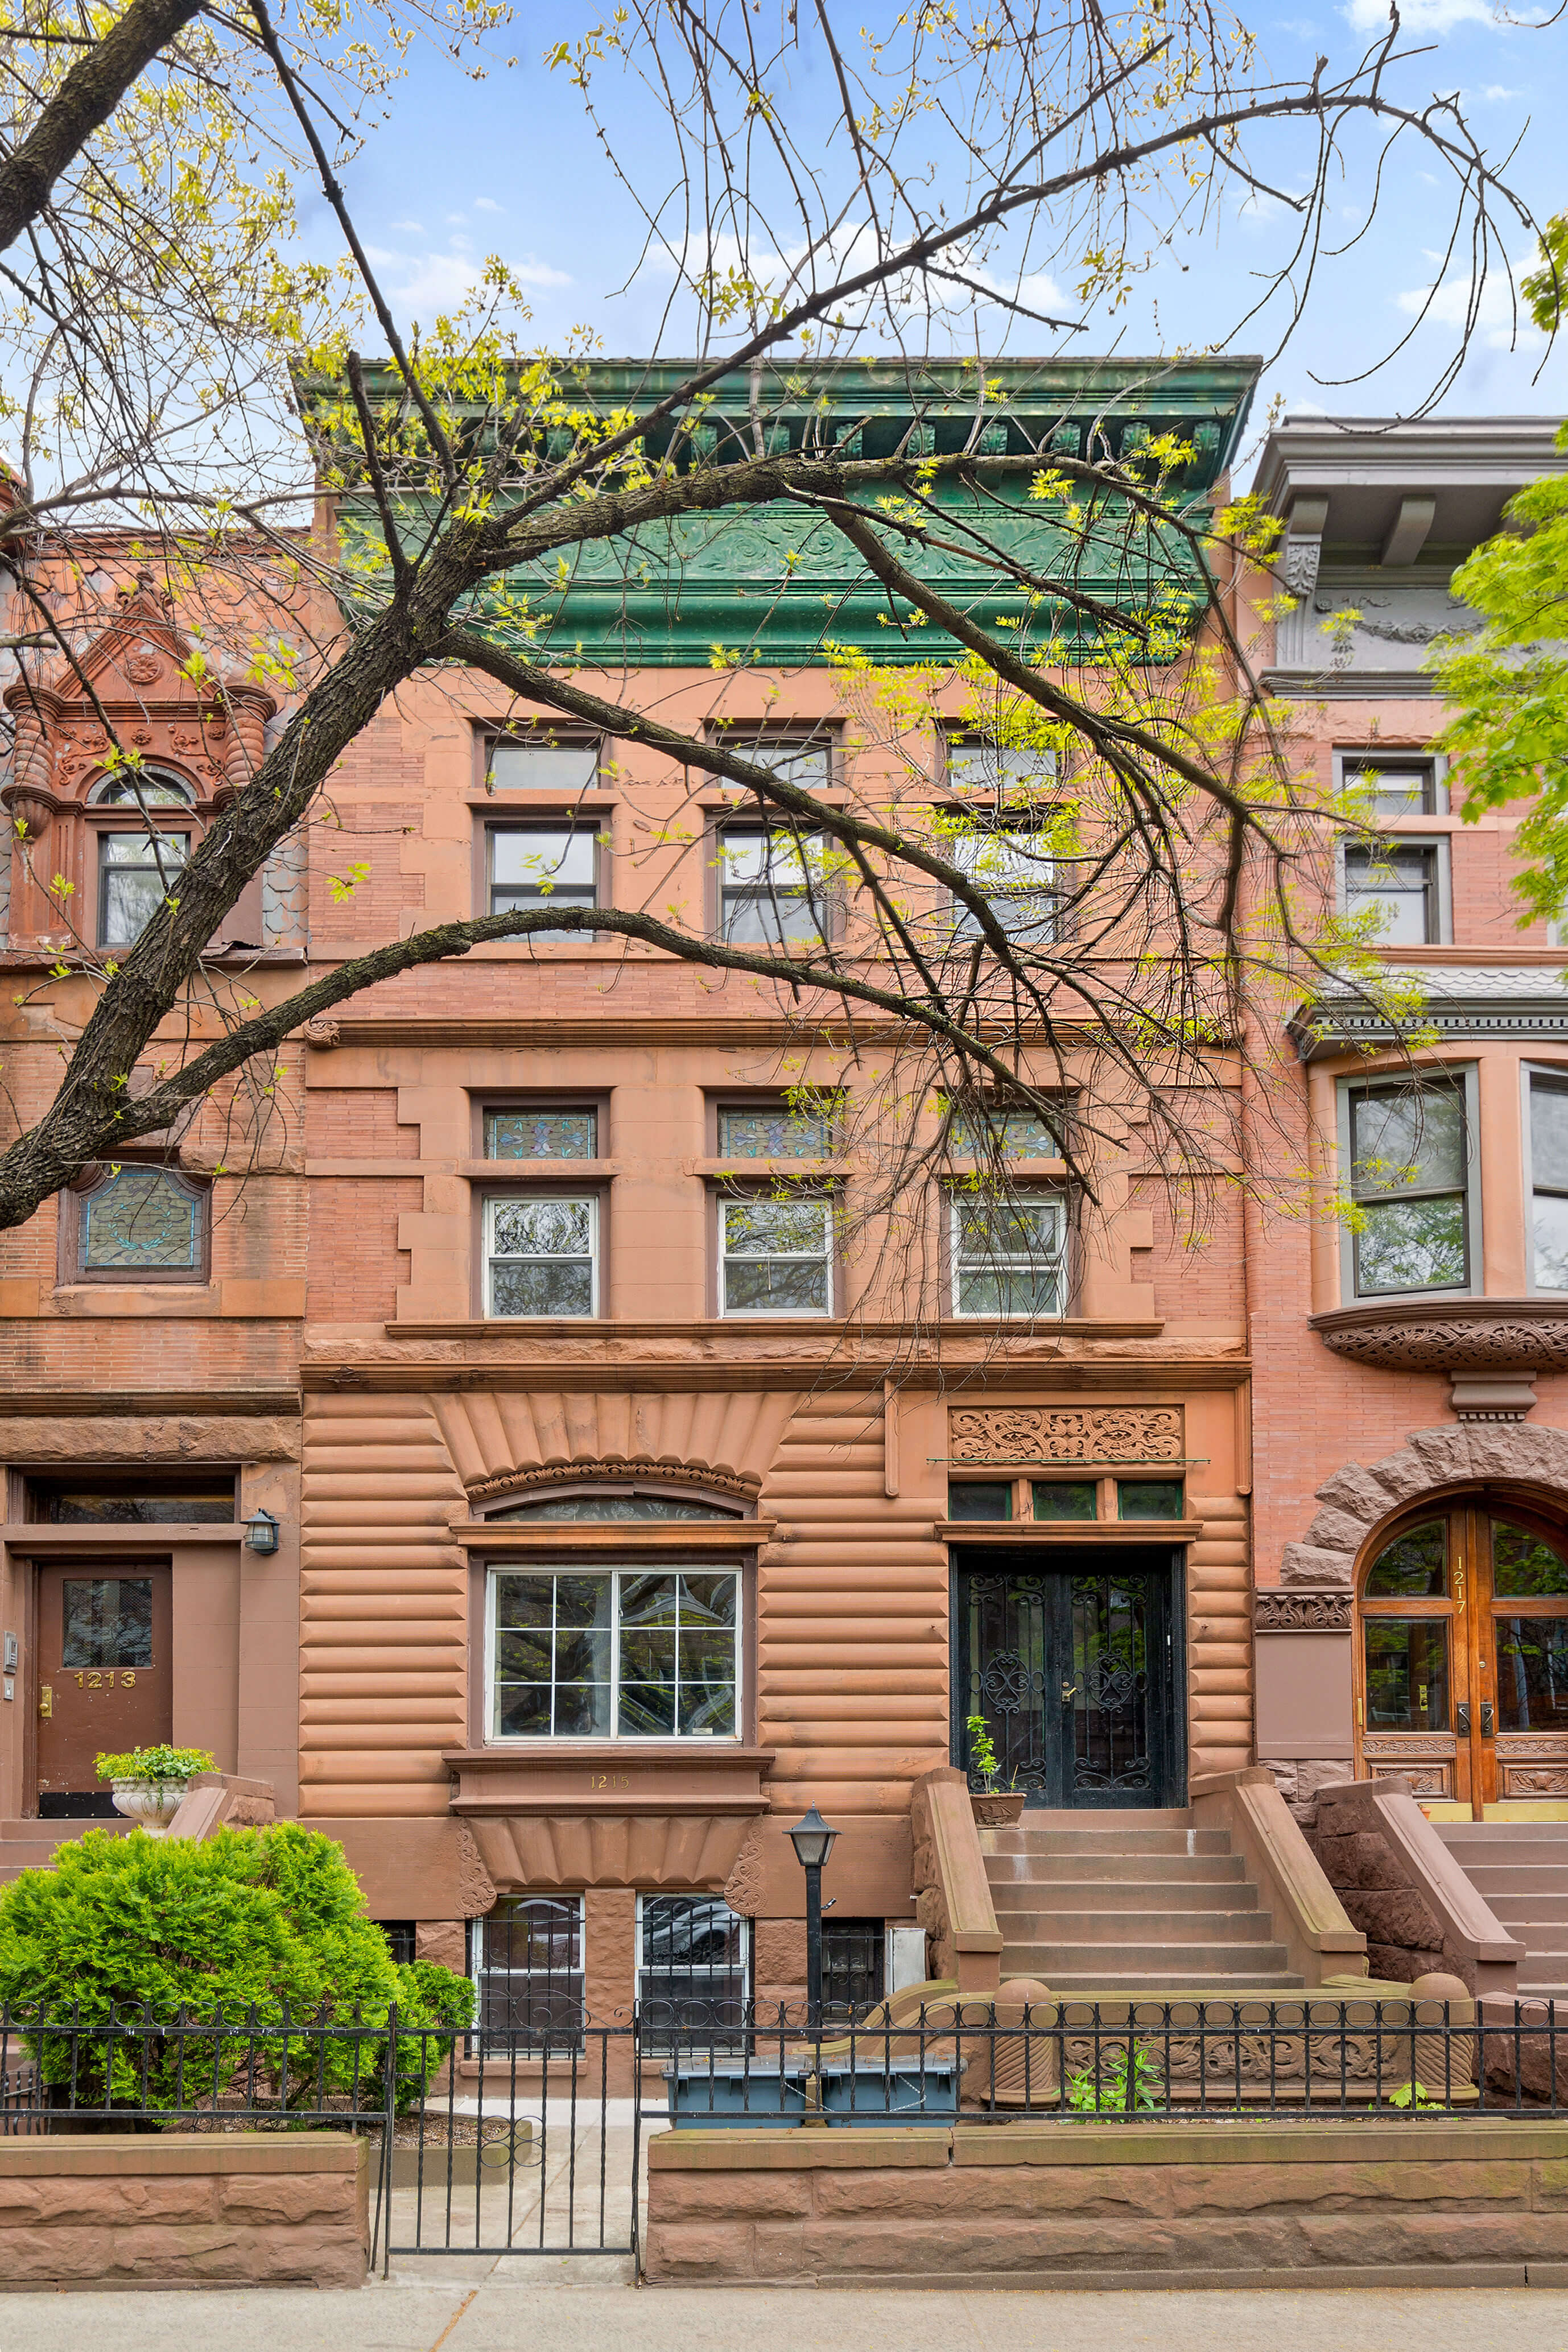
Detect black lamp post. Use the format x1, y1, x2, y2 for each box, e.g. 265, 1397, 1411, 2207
785, 1804, 839, 2028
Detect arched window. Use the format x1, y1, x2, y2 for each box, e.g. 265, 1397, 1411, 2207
87, 768, 195, 807
87, 770, 195, 946
67, 1163, 208, 1283
486, 1480, 746, 1524
1357, 1491, 1568, 1815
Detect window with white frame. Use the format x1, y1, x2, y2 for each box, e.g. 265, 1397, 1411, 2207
944, 816, 1059, 943
951, 1190, 1067, 1317
719, 1192, 832, 1314
1347, 1079, 1470, 1298
1529, 1071, 1568, 1291
485, 1194, 597, 1317
473, 1894, 585, 2050
485, 736, 600, 792
945, 738, 1058, 796
488, 825, 597, 938
487, 1566, 740, 1738
717, 826, 828, 946
1339, 756, 1442, 819
1342, 841, 1446, 945
637, 1894, 749, 2043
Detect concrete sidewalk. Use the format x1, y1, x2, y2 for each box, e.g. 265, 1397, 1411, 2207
2, 2276, 1567, 2351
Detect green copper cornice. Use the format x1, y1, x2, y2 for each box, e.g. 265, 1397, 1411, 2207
318, 353, 1261, 670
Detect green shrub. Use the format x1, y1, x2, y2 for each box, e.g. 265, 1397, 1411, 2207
94, 1744, 216, 1783
0, 1822, 474, 2113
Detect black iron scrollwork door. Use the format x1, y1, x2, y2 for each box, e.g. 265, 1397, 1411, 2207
956, 1552, 1181, 1809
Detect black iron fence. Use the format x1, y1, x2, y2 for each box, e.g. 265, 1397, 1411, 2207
649, 1992, 1568, 2124
6, 1992, 1568, 2281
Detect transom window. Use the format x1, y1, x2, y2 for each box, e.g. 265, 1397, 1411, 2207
947, 1476, 1182, 1524
488, 1486, 744, 1524
488, 1567, 740, 1739
717, 826, 828, 946
98, 827, 189, 946
484, 1106, 597, 1160
948, 1105, 1062, 1160
1347, 1079, 1470, 1297
488, 826, 597, 937
77, 1165, 204, 1277
719, 1193, 832, 1315
951, 1190, 1067, 1318
945, 739, 1058, 795
716, 1102, 833, 1159
88, 768, 194, 808
710, 736, 831, 793
1529, 1072, 1568, 1292
485, 1195, 597, 1317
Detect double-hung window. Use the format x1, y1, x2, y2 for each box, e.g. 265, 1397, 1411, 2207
98, 828, 190, 947
485, 1195, 597, 1316
951, 1190, 1067, 1318
1342, 842, 1446, 944
1340, 757, 1441, 819
1529, 1072, 1568, 1291
488, 1566, 740, 1738
489, 826, 597, 939
946, 817, 1058, 944
485, 736, 600, 793
719, 1194, 832, 1314
473, 1895, 585, 2050
1347, 1079, 1470, 1297
717, 826, 828, 946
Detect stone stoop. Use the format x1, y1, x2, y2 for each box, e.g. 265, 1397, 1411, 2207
981, 1809, 1305, 1992
0, 1815, 132, 1885
1439, 1820, 1568, 1999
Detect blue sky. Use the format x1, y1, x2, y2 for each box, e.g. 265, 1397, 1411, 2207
319, 1, 1568, 456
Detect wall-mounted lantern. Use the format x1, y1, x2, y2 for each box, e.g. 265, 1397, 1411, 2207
244, 1508, 280, 1555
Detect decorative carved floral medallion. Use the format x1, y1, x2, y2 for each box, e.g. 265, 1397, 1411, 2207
948, 1405, 1183, 1464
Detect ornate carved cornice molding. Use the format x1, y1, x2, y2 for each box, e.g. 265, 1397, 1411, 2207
465, 1458, 757, 1504
948, 1404, 1184, 1465
1254, 1590, 1352, 1632
1310, 1298, 1568, 1372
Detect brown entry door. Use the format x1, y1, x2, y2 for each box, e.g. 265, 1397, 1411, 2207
1358, 1497, 1568, 1815
35, 1564, 172, 1814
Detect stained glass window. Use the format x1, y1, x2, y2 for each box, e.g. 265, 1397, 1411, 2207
485, 1109, 597, 1160
717, 1105, 831, 1159
950, 1108, 1061, 1160
81, 1168, 200, 1272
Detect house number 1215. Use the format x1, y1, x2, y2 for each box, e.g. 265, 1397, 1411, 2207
588, 1772, 630, 1790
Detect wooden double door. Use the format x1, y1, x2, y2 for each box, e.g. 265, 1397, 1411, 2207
1357, 1493, 1568, 1814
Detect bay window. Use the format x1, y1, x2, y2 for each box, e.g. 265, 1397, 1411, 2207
487, 1566, 740, 1739
1346, 1078, 1471, 1297
1529, 1071, 1568, 1291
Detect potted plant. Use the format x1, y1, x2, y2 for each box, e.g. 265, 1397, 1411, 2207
94, 1744, 217, 1836
966, 1715, 1027, 1826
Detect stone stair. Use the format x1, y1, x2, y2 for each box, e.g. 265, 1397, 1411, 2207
1437, 1820, 1568, 1999
981, 1810, 1305, 1992
0, 1817, 131, 1885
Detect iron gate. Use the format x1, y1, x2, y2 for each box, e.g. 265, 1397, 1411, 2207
378, 2016, 641, 2270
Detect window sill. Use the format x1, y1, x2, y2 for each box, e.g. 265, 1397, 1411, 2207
385, 1315, 1166, 1339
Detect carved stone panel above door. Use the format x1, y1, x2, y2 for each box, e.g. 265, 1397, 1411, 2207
948, 1405, 1183, 1465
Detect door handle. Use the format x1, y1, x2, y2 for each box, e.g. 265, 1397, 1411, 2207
37, 1684, 51, 1720
1061, 1683, 1079, 1702
1456, 1701, 1470, 1736
1481, 1701, 1496, 1738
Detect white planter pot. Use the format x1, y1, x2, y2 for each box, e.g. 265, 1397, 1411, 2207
109, 1779, 186, 1836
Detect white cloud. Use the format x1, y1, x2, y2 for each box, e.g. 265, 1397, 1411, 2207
1396, 256, 1548, 352
362, 241, 571, 320
474, 197, 504, 215
1343, 0, 1545, 25
393, 220, 424, 234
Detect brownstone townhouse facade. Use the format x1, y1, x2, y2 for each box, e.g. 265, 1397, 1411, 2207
2, 367, 1567, 2024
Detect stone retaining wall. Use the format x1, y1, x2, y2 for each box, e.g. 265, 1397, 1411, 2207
645, 2119, 1568, 2288
0, 2133, 369, 2289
